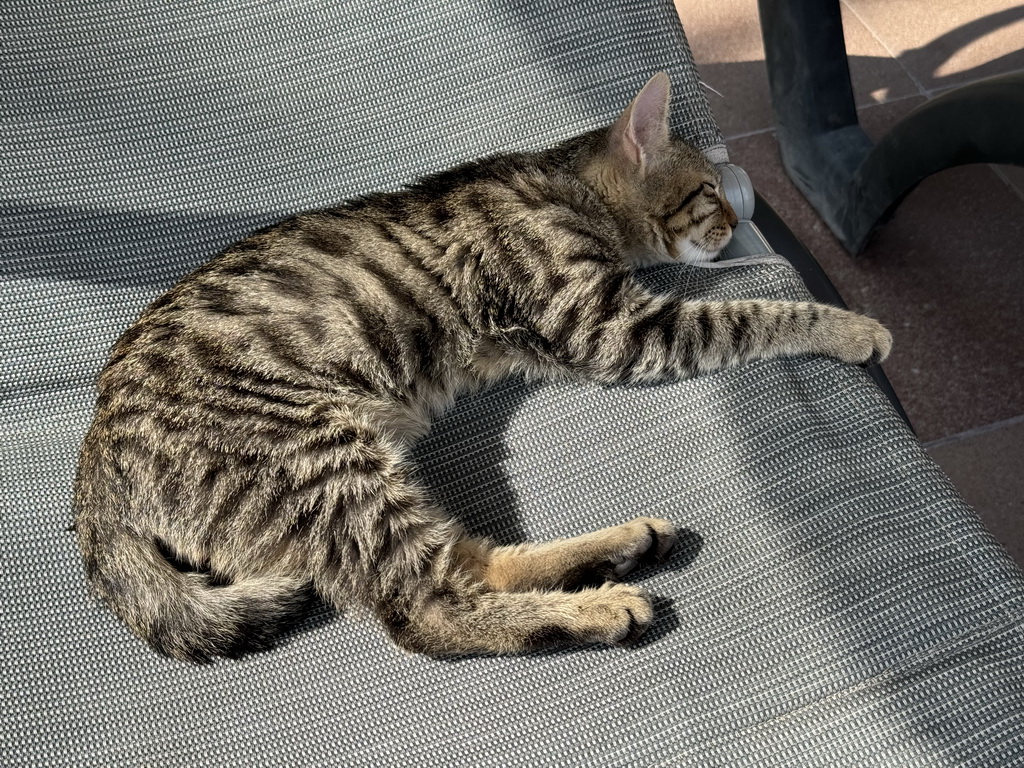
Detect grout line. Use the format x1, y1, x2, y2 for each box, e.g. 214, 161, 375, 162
922, 69, 1024, 101
923, 414, 1024, 451
855, 91, 925, 111
992, 165, 1024, 206
840, 0, 930, 97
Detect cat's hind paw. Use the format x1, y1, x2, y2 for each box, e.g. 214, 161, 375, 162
607, 517, 678, 578
579, 583, 654, 645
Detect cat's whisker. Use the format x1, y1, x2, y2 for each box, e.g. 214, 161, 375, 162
699, 81, 725, 99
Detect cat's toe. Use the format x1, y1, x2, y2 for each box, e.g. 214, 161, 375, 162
582, 583, 654, 645
614, 604, 654, 646
832, 313, 892, 365
607, 587, 654, 645
867, 324, 893, 364
609, 518, 678, 577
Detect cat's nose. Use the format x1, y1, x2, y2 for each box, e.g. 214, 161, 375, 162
724, 201, 739, 229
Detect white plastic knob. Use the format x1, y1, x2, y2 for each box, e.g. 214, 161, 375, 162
719, 163, 756, 221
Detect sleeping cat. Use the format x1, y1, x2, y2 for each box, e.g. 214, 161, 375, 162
74, 72, 891, 661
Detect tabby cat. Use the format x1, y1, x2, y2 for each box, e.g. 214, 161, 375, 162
74, 72, 891, 661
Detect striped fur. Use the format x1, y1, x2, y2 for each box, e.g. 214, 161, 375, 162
73, 73, 891, 660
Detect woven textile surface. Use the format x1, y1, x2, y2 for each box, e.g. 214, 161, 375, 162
4, 1, 1024, 766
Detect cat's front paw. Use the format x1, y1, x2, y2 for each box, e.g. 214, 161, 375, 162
830, 311, 892, 365
578, 583, 654, 645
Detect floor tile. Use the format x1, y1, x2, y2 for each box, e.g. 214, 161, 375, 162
928, 418, 1024, 568
676, 0, 922, 137
680, 0, 1024, 560
856, 94, 927, 139
842, 0, 1024, 93
840, 3, 921, 106
727, 126, 1024, 444
674, 0, 775, 138
995, 163, 1024, 202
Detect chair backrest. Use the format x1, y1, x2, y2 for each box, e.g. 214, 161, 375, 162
2, 0, 724, 402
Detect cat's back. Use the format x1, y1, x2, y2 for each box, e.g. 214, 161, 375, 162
92, 142, 616, 435
90, 197, 473, 441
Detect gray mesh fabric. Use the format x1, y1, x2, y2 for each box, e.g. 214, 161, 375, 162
4, 1, 1024, 766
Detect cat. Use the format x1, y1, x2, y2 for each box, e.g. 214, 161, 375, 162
73, 72, 891, 661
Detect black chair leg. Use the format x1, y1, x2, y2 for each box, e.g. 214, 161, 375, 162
757, 0, 1024, 254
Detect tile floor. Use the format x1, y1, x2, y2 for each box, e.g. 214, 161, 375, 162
675, 0, 1024, 566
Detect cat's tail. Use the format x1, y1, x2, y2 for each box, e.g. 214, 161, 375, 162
75, 513, 311, 662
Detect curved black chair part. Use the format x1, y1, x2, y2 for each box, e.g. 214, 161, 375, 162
757, 0, 1024, 254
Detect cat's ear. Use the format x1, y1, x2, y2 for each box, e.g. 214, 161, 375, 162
608, 72, 671, 173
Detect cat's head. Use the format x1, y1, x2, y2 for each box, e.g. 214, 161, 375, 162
580, 72, 738, 267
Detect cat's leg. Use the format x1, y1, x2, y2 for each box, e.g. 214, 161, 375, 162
537, 273, 892, 385
373, 519, 678, 654
453, 517, 677, 592
381, 578, 656, 655
298, 430, 670, 655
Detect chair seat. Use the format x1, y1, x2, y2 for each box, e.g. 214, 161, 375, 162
3, 1, 1023, 765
